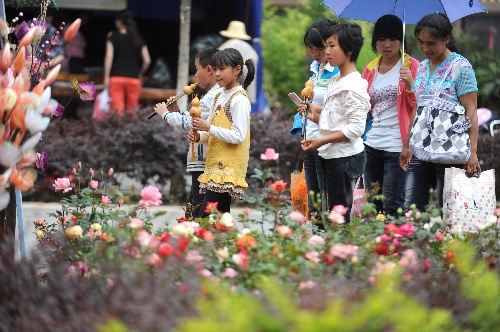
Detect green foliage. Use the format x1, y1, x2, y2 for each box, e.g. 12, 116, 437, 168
261, 5, 311, 111
175, 276, 454, 332
261, 0, 376, 111
451, 242, 500, 331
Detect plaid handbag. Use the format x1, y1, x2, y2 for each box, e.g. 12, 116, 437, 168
409, 61, 471, 164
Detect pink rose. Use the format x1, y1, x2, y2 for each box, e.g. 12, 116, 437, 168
101, 195, 111, 204
329, 244, 358, 260
129, 218, 144, 229
305, 251, 320, 263
108, 167, 114, 175
139, 185, 162, 206
332, 205, 348, 215
397, 223, 415, 237
276, 225, 292, 237
53, 178, 72, 192
328, 211, 345, 224
307, 235, 325, 246
90, 180, 98, 189
260, 148, 279, 160
223, 268, 238, 278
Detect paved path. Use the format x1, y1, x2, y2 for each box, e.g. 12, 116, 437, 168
14, 202, 273, 259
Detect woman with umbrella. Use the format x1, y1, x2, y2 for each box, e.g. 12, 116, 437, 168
399, 12, 481, 211
361, 14, 419, 217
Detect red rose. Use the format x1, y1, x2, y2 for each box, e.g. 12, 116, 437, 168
374, 244, 390, 256
157, 243, 174, 258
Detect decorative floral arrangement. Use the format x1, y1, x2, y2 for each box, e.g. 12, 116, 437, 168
0, 6, 96, 211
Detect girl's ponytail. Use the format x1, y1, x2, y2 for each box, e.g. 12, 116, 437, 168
243, 59, 255, 91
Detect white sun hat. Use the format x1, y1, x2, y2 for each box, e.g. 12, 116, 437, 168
219, 21, 251, 40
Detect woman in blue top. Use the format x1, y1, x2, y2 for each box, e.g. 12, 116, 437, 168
399, 13, 481, 211
300, 19, 339, 219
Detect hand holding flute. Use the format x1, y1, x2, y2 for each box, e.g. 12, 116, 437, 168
149, 82, 198, 120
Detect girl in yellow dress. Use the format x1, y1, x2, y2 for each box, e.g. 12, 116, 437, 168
189, 48, 256, 216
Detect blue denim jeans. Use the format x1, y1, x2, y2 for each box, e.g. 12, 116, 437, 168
320, 150, 367, 223
303, 150, 324, 216
403, 156, 461, 211
364, 145, 406, 217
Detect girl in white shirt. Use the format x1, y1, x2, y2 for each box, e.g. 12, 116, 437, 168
301, 23, 370, 224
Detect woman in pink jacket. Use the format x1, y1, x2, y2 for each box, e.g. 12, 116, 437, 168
361, 14, 419, 217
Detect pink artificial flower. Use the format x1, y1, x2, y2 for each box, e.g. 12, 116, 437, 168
53, 178, 72, 192
90, 180, 98, 189
101, 195, 111, 204
223, 268, 238, 278
139, 185, 162, 206
63, 18, 81, 43
260, 148, 279, 160
305, 251, 320, 263
276, 225, 292, 237
307, 235, 325, 246
73, 80, 97, 101
332, 205, 348, 215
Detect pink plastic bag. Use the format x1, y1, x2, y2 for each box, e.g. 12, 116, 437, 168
351, 176, 367, 219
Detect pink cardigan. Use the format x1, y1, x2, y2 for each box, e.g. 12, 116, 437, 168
361, 53, 420, 144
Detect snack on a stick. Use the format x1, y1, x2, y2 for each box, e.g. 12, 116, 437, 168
189, 95, 202, 162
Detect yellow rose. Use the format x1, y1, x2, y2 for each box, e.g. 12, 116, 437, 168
35, 230, 44, 238
65, 225, 83, 240
91, 223, 102, 231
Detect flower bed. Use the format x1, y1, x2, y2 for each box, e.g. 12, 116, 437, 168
1, 157, 499, 331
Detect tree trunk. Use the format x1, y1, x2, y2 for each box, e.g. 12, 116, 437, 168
0, 187, 16, 256
177, 0, 191, 111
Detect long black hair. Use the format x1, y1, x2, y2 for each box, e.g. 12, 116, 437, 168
211, 48, 255, 90
117, 10, 143, 48
414, 12, 458, 52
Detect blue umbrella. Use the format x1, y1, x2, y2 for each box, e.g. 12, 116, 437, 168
322, 0, 487, 24
322, 0, 487, 64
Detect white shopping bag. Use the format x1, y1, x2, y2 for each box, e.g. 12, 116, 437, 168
93, 89, 110, 120
443, 167, 496, 233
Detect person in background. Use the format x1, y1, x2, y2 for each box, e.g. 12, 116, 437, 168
300, 23, 370, 224
300, 18, 339, 220
104, 9, 151, 115
399, 12, 480, 211
188, 48, 255, 216
153, 47, 222, 218
361, 14, 419, 217
219, 21, 259, 112
37, 9, 65, 74
62, 12, 89, 73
